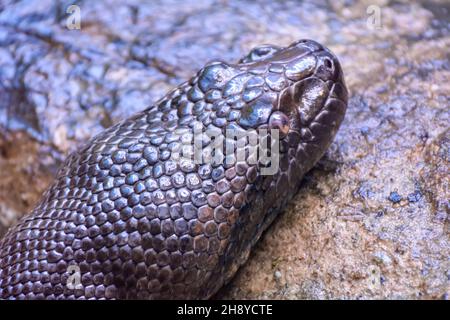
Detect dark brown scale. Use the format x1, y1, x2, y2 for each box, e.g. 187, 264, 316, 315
0, 39, 347, 299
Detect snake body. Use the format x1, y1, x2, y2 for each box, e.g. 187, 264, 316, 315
0, 39, 347, 299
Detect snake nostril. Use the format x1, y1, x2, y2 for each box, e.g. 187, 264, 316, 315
324, 58, 333, 70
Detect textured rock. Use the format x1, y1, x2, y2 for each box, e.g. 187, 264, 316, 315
0, 0, 448, 299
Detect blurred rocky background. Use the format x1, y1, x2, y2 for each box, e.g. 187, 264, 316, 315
0, 0, 448, 299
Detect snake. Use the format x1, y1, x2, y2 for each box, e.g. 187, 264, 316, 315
0, 39, 347, 299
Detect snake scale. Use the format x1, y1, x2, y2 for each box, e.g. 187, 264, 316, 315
0, 39, 347, 299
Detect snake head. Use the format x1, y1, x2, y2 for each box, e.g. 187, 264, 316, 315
190, 39, 347, 172
236, 39, 348, 152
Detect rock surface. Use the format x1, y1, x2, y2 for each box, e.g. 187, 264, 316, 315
0, 0, 448, 299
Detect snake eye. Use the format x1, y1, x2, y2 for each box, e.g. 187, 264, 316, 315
269, 111, 290, 138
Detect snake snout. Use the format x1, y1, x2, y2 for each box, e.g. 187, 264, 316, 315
312, 48, 343, 84
277, 45, 347, 138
